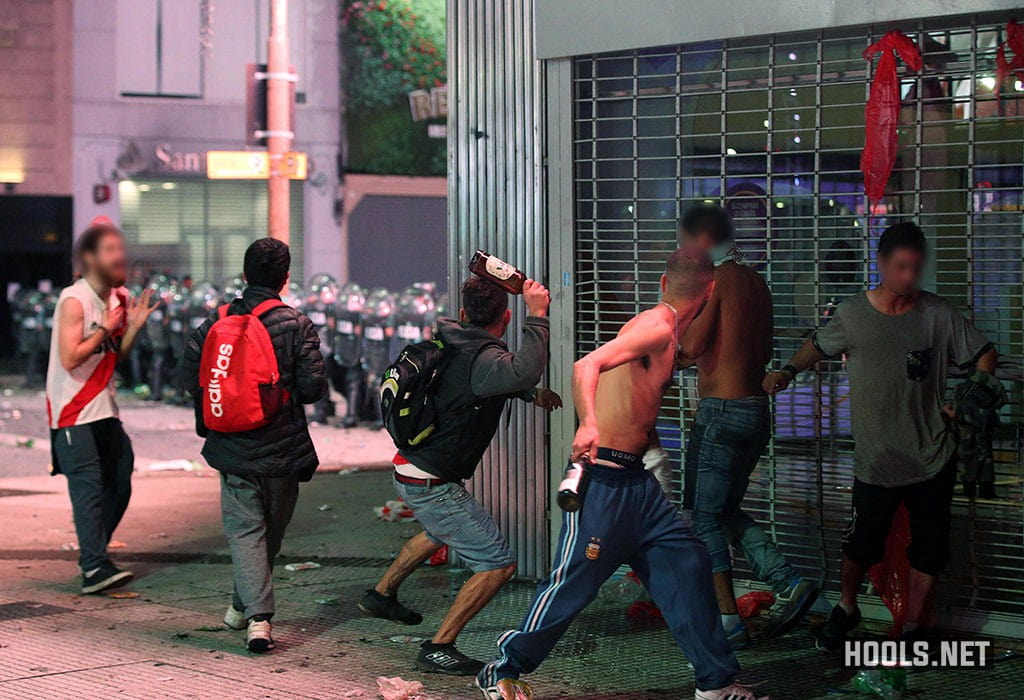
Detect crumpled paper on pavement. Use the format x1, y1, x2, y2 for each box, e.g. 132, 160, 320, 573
374, 499, 415, 522
376, 676, 424, 700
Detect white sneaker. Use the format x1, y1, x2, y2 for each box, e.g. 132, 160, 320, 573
246, 618, 274, 653
695, 682, 769, 700
475, 677, 534, 700
223, 604, 246, 630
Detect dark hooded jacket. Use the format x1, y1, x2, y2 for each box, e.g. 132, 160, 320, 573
183, 285, 327, 480
398, 316, 549, 482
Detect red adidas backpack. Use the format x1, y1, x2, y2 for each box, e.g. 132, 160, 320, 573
199, 299, 290, 432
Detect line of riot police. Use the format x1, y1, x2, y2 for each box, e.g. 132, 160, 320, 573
10, 273, 444, 427
12, 287, 58, 386
299, 276, 446, 429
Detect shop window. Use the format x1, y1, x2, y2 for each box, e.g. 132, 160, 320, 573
117, 179, 304, 287
573, 12, 1023, 615
117, 0, 202, 98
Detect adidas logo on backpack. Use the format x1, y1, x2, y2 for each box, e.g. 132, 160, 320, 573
199, 299, 290, 433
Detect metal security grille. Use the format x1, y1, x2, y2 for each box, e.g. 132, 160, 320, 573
572, 12, 1024, 630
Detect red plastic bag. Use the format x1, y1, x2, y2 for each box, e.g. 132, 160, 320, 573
736, 590, 775, 619
427, 545, 448, 566
860, 31, 921, 205
627, 601, 664, 621
995, 20, 1024, 111
867, 504, 911, 635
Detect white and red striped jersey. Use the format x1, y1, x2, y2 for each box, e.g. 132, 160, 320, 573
45, 279, 128, 429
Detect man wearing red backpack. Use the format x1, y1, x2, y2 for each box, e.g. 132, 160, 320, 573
183, 238, 326, 652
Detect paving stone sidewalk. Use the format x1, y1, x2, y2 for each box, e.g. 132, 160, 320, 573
0, 387, 1020, 698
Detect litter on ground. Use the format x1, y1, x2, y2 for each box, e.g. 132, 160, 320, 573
284, 561, 322, 571
376, 676, 424, 700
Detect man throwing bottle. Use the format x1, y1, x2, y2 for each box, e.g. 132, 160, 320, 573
478, 248, 768, 700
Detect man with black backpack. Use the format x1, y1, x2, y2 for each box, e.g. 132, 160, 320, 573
361, 274, 559, 675
183, 238, 326, 653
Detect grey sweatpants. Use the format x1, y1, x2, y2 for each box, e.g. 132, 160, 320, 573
220, 472, 300, 620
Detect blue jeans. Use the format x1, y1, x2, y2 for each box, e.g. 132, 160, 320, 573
394, 478, 515, 573
684, 397, 795, 593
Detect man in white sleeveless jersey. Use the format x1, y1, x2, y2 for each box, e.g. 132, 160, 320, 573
46, 220, 158, 594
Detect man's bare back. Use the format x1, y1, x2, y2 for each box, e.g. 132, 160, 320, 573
681, 261, 772, 399
592, 308, 678, 455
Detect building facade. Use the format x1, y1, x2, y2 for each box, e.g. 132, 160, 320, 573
0, 0, 75, 351
72, 0, 342, 286
448, 0, 1024, 634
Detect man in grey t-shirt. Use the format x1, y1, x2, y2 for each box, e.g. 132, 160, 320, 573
763, 222, 996, 650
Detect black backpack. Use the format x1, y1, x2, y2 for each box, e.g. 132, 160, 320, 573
379, 338, 456, 449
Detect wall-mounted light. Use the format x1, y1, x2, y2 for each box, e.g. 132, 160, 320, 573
0, 169, 24, 194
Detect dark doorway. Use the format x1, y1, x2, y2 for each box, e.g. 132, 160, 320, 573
0, 195, 73, 359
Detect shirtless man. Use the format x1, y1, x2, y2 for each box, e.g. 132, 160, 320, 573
678, 205, 818, 649
477, 248, 767, 700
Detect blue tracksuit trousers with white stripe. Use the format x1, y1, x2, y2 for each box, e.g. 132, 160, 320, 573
481, 462, 740, 691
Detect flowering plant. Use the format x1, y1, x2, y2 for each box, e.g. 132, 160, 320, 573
342, 0, 446, 113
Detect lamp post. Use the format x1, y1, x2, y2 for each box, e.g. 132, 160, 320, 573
266, 0, 291, 242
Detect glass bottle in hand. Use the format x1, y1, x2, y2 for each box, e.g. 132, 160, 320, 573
468, 250, 526, 294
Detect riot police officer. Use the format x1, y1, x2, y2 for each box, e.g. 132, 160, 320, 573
18, 290, 48, 385
391, 285, 436, 358
303, 274, 339, 424
281, 281, 304, 309
189, 282, 221, 334
222, 276, 245, 305
434, 291, 450, 329
143, 275, 173, 401
126, 283, 148, 391
166, 281, 191, 405
332, 282, 367, 428
360, 288, 396, 429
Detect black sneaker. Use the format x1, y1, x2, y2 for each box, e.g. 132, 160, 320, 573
416, 642, 484, 676
358, 589, 423, 625
816, 604, 861, 651
81, 563, 133, 595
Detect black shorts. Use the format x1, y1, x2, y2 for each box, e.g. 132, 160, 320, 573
841, 460, 956, 576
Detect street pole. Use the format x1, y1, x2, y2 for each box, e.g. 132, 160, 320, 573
266, 0, 291, 242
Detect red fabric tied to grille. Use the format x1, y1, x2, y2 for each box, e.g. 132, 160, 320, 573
860, 31, 922, 206
995, 20, 1024, 110
867, 504, 911, 635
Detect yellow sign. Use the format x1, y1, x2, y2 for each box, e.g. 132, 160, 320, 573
206, 151, 307, 180
207, 151, 269, 179
279, 152, 308, 179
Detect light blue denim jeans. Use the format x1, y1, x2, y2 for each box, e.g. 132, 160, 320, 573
684, 396, 795, 593
394, 478, 515, 573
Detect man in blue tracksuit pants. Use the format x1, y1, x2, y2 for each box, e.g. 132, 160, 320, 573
477, 249, 768, 700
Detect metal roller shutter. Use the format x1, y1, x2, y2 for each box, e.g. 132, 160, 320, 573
448, 0, 550, 578
572, 12, 1023, 632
